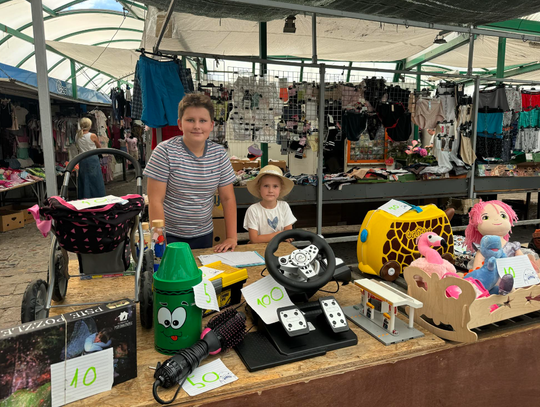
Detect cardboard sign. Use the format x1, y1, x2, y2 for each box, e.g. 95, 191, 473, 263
193, 279, 220, 311
182, 359, 237, 396
241, 275, 294, 324
378, 199, 411, 218
51, 348, 114, 406
496, 255, 540, 288
70, 195, 127, 210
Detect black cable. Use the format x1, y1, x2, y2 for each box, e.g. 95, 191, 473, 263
260, 267, 267, 277
152, 341, 209, 404
318, 279, 340, 294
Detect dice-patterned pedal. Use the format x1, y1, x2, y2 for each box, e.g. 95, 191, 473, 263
319, 296, 349, 333
277, 305, 310, 337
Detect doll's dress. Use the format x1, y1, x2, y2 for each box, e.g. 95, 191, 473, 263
503, 241, 522, 257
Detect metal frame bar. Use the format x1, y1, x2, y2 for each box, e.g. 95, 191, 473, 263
468, 76, 480, 199
225, 0, 540, 41
157, 49, 474, 79
317, 64, 325, 234
154, 0, 177, 53
405, 33, 471, 70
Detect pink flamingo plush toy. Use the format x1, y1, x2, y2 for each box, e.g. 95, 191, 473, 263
410, 232, 456, 278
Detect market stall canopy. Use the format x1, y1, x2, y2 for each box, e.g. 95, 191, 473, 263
429, 37, 537, 69
0, 0, 145, 94
0, 62, 111, 105
142, 0, 540, 26
46, 41, 139, 81
142, 11, 439, 62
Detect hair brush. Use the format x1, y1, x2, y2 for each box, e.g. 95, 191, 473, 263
152, 308, 246, 404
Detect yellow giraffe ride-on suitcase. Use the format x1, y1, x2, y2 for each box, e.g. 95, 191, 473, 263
357, 203, 454, 281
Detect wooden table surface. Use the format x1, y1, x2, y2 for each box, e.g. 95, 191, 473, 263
51, 243, 448, 406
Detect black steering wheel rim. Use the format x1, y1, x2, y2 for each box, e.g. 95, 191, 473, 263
265, 229, 336, 290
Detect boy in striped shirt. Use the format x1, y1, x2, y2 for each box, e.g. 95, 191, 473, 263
144, 94, 237, 252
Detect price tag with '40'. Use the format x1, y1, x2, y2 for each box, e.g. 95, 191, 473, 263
193, 279, 220, 311
241, 275, 294, 324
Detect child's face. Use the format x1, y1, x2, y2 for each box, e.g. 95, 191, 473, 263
259, 175, 282, 202
477, 204, 512, 237
178, 107, 214, 144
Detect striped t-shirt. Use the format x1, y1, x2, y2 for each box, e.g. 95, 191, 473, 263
143, 137, 236, 238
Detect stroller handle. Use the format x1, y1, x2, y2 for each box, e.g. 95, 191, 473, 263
61, 148, 143, 198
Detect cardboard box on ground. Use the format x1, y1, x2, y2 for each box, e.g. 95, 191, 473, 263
0, 299, 137, 406
0, 204, 35, 232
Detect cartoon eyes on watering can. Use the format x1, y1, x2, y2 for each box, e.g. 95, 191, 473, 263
157, 302, 188, 329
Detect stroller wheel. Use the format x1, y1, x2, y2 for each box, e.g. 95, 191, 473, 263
139, 270, 154, 329
21, 279, 50, 323
143, 249, 154, 272
51, 248, 69, 302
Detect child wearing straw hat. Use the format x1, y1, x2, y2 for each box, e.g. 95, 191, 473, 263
243, 165, 297, 243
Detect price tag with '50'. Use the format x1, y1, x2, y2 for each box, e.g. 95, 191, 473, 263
182, 359, 237, 396
193, 279, 220, 311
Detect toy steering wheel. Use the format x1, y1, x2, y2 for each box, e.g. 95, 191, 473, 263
265, 230, 336, 291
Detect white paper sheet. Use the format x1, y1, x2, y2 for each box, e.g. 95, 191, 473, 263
378, 199, 411, 218
496, 255, 540, 289
199, 266, 224, 280
69, 195, 128, 210
193, 279, 220, 311
241, 275, 294, 324
181, 359, 238, 396
51, 348, 114, 407
198, 251, 265, 267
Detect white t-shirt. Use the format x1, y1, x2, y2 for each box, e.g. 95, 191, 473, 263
244, 201, 297, 235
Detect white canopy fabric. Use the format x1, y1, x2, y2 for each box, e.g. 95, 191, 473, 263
46, 41, 139, 81
142, 9, 439, 62
0, 0, 144, 95
430, 36, 538, 69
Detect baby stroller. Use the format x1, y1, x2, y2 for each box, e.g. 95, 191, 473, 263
21, 148, 153, 327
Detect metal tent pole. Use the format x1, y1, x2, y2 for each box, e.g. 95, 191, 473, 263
312, 13, 317, 64
468, 75, 480, 199
317, 64, 326, 234
70, 59, 78, 99
259, 21, 268, 167
31, 0, 57, 198
467, 32, 475, 76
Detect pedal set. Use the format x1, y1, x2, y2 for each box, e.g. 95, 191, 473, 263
319, 296, 349, 333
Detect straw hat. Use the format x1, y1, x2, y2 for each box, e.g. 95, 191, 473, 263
247, 165, 294, 199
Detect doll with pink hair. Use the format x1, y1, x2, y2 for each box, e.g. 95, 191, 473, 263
465, 200, 522, 269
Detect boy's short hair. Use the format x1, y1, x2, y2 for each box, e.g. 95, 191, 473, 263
178, 94, 214, 121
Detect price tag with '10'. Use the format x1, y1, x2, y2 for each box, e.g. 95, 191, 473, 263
182, 359, 238, 396
50, 348, 113, 406
241, 275, 294, 324
378, 199, 411, 218
193, 279, 220, 311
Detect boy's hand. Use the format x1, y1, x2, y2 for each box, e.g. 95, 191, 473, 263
214, 237, 237, 253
